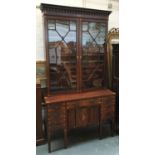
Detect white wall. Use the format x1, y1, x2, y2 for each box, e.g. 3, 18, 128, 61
36, 0, 119, 60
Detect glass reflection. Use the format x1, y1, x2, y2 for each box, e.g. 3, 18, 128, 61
48, 20, 55, 29
82, 22, 88, 31
96, 32, 105, 44
48, 30, 61, 42
82, 32, 93, 46
70, 21, 76, 31
82, 22, 105, 89
48, 20, 77, 92
56, 20, 69, 37
89, 22, 99, 39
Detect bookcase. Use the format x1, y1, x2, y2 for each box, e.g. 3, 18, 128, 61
40, 3, 116, 152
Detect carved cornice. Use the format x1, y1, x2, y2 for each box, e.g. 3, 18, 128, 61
40, 3, 111, 18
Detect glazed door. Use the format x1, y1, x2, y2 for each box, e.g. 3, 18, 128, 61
47, 18, 78, 93
81, 20, 107, 90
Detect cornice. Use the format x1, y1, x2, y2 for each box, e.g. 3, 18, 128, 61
40, 3, 111, 18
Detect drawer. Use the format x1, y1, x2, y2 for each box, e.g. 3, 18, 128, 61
48, 103, 65, 109
78, 98, 101, 107
48, 120, 65, 127
48, 114, 65, 122
102, 96, 115, 107
67, 101, 77, 109
47, 104, 66, 115
101, 102, 114, 112
101, 96, 115, 121
101, 113, 114, 121
47, 103, 66, 131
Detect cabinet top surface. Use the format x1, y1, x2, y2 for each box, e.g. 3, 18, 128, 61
44, 89, 115, 104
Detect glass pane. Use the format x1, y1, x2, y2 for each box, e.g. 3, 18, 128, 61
82, 22, 106, 90
82, 22, 88, 31
48, 20, 77, 93
48, 20, 55, 29
89, 22, 99, 39
70, 21, 76, 31
48, 30, 61, 42
82, 32, 93, 46
99, 24, 105, 32
64, 31, 76, 43
56, 20, 69, 37
95, 32, 105, 44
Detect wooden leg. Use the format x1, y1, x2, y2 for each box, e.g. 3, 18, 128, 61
44, 119, 47, 141
64, 103, 68, 148
48, 133, 51, 153
99, 105, 102, 139
64, 129, 68, 148
99, 122, 102, 139
111, 119, 115, 137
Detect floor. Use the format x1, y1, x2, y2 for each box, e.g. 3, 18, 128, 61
37, 129, 119, 155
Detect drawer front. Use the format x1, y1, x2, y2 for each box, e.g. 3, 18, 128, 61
47, 103, 66, 132
67, 101, 77, 110
77, 98, 101, 107
102, 96, 115, 107
101, 96, 115, 121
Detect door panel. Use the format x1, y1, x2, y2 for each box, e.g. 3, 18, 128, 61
47, 19, 78, 93
81, 21, 106, 90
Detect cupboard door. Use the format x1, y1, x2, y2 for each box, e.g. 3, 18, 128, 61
81, 21, 106, 90
76, 106, 99, 127
76, 99, 100, 127
47, 19, 78, 93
